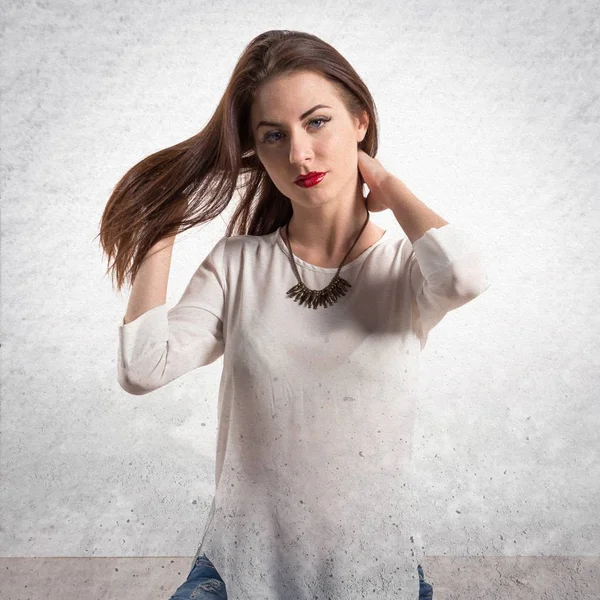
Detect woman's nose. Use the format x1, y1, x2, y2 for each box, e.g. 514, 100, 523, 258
288, 136, 314, 165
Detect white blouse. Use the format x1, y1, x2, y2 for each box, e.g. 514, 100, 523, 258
117, 222, 490, 599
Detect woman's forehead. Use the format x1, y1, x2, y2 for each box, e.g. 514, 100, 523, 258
251, 73, 340, 117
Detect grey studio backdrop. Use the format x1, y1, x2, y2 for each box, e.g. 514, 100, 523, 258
1, 1, 598, 599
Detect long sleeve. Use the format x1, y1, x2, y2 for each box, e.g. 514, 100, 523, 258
408, 223, 490, 350
117, 235, 228, 395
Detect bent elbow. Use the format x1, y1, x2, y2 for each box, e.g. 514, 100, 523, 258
117, 375, 155, 396
455, 272, 491, 301
452, 255, 491, 301
116, 354, 167, 396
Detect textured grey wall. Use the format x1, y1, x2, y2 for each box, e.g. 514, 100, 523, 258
1, 0, 598, 598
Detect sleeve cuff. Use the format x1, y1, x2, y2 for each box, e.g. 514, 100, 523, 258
118, 303, 169, 370
411, 223, 482, 280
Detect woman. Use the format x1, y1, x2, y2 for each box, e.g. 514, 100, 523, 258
99, 29, 489, 599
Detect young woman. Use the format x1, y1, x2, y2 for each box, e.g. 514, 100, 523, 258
99, 29, 489, 600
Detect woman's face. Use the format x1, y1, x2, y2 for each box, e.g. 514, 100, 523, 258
250, 70, 368, 207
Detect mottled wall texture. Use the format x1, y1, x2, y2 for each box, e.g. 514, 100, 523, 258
1, 0, 598, 598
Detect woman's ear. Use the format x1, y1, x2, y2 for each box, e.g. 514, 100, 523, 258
356, 110, 369, 143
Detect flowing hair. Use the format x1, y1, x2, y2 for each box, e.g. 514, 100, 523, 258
96, 29, 379, 293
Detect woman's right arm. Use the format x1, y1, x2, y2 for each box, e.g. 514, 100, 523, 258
117, 232, 227, 396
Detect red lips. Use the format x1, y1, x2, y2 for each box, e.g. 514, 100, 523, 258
294, 172, 327, 188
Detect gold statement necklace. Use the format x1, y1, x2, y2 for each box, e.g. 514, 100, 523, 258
283, 211, 370, 309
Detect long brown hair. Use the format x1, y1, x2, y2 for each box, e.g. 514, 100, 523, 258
96, 29, 380, 293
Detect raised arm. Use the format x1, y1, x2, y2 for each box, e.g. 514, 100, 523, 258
117, 234, 227, 395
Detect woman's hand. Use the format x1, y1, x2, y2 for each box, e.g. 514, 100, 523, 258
357, 149, 391, 213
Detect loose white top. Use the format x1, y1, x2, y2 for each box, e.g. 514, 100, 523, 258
117, 222, 490, 599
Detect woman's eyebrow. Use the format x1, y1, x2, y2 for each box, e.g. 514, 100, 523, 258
255, 104, 332, 130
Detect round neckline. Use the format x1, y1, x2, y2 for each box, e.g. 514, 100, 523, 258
275, 226, 389, 273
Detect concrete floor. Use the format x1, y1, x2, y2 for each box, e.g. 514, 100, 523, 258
0, 556, 598, 599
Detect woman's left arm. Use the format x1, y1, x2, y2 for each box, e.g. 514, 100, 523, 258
357, 150, 491, 349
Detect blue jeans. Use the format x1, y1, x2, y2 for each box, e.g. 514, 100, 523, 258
168, 554, 434, 599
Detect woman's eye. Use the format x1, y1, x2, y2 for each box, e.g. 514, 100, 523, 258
309, 117, 328, 128
263, 117, 331, 144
